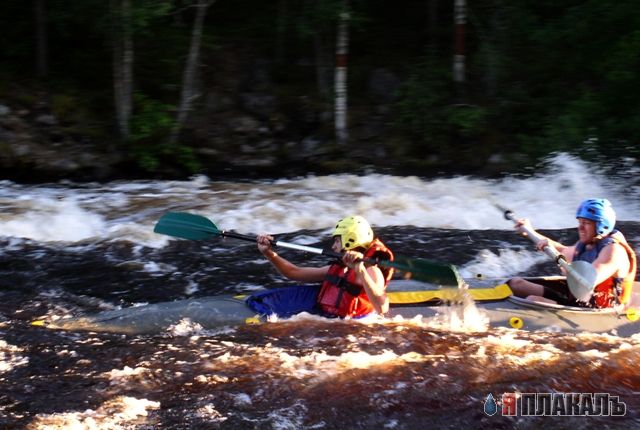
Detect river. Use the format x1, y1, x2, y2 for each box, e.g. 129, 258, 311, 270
1, 153, 639, 429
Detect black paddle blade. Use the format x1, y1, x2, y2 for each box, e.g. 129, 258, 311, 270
154, 212, 222, 240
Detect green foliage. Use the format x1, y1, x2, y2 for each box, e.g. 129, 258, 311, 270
395, 56, 490, 160
130, 93, 200, 174
394, 57, 453, 151
463, 0, 640, 160
294, 0, 347, 37
543, 91, 600, 149
1, 0, 640, 178
135, 142, 200, 174
129, 0, 174, 34
50, 93, 80, 121
446, 105, 488, 139
293, 0, 368, 39
130, 93, 174, 142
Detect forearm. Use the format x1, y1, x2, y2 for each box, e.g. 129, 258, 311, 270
530, 231, 566, 253
263, 249, 300, 279
355, 264, 388, 314
543, 236, 567, 253
518, 219, 567, 253
263, 249, 327, 282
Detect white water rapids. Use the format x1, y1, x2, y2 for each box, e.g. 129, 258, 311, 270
1, 153, 638, 245
1, 153, 640, 429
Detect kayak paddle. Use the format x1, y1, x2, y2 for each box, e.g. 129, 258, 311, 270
154, 211, 462, 287
499, 207, 597, 302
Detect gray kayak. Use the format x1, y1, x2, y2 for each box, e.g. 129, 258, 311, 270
390, 278, 640, 337
35, 277, 640, 337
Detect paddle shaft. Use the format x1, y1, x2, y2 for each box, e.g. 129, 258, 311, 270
502, 209, 594, 289
220, 229, 354, 261
221, 229, 457, 275
503, 210, 566, 263
154, 211, 462, 286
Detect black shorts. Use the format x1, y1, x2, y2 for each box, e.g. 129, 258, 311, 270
539, 279, 579, 306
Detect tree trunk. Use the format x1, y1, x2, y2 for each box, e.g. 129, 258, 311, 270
453, 0, 466, 94
334, 1, 349, 145
33, 0, 50, 109
275, 0, 287, 64
485, 4, 501, 98
314, 32, 331, 98
170, 0, 215, 145
428, 0, 438, 54
111, 0, 134, 141
34, 0, 48, 80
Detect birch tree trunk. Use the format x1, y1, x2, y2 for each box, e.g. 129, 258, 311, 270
111, 0, 134, 141
170, 0, 215, 145
453, 0, 466, 93
334, 1, 350, 145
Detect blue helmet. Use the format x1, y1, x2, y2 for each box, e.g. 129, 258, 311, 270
575, 198, 616, 236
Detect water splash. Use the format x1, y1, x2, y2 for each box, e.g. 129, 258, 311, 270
459, 248, 547, 279
431, 293, 490, 333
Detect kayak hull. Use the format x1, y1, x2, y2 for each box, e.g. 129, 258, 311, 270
46, 296, 256, 335
389, 277, 640, 337
390, 294, 640, 337
40, 277, 640, 337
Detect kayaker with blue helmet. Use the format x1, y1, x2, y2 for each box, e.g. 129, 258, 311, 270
509, 199, 637, 308
254, 216, 394, 317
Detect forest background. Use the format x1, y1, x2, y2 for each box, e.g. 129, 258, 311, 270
1, 0, 639, 182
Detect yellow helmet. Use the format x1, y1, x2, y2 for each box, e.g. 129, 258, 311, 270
332, 215, 374, 250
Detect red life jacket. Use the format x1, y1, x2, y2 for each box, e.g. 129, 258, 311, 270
316, 238, 394, 318
573, 230, 637, 308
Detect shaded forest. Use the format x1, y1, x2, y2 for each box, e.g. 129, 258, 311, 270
1, 0, 639, 181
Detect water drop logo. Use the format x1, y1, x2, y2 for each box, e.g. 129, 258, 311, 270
484, 393, 498, 416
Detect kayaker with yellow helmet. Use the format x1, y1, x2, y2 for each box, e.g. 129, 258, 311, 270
255, 215, 394, 317
509, 199, 636, 308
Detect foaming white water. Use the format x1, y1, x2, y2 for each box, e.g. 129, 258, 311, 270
167, 319, 205, 336
214, 341, 424, 383
427, 295, 490, 333
476, 152, 638, 229
459, 248, 547, 278
0, 153, 638, 243
106, 366, 153, 386
0, 340, 29, 373
0, 197, 107, 242
27, 396, 160, 429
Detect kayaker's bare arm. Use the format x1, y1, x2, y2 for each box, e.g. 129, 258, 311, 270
515, 218, 571, 255
343, 251, 389, 314
257, 234, 329, 282
591, 242, 631, 286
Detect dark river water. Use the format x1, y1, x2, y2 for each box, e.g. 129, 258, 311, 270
1, 153, 639, 429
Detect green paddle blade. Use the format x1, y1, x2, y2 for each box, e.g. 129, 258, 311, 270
390, 255, 462, 287
154, 212, 222, 240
